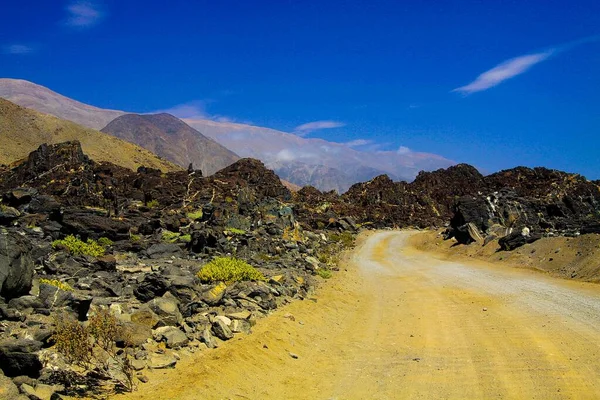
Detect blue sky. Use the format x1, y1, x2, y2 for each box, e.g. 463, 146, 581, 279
1, 1, 599, 178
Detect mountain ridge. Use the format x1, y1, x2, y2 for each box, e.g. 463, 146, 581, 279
0, 98, 180, 173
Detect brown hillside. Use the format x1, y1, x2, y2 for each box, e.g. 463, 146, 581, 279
0, 98, 180, 172
101, 113, 240, 175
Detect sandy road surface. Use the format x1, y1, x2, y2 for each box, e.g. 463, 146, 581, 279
118, 231, 600, 399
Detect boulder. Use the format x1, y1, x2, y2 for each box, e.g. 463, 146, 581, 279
134, 274, 168, 302
200, 282, 227, 306
154, 326, 189, 349
147, 295, 183, 327
146, 243, 183, 259
0, 205, 20, 225
0, 339, 43, 378
0, 370, 22, 400
198, 327, 218, 349
211, 319, 233, 341
0, 230, 34, 300
230, 319, 251, 334
147, 353, 177, 369
498, 230, 542, 251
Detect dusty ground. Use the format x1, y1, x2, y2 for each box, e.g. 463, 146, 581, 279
410, 229, 600, 283
114, 231, 600, 400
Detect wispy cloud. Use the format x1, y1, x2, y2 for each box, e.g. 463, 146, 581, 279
344, 139, 373, 148
294, 120, 345, 136
64, 1, 104, 28
453, 50, 555, 94
2, 44, 35, 55
454, 35, 600, 95
156, 100, 212, 119
155, 100, 249, 125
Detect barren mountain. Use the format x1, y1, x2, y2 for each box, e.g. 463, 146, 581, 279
101, 113, 239, 175
0, 78, 455, 191
0, 78, 125, 129
0, 98, 179, 172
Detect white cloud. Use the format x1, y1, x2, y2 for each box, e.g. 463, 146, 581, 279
65, 1, 104, 28
397, 146, 411, 155
294, 120, 345, 136
2, 44, 34, 55
344, 139, 373, 148
156, 101, 211, 119
453, 50, 555, 94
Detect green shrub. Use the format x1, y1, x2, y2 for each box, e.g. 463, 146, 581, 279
129, 233, 141, 242
161, 230, 180, 243
52, 235, 106, 257
226, 228, 246, 235
97, 237, 114, 247
197, 257, 265, 283
146, 199, 159, 208
317, 268, 332, 279
179, 234, 191, 243
40, 278, 73, 292
329, 232, 354, 248
186, 210, 203, 220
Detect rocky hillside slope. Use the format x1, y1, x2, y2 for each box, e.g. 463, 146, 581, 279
0, 98, 179, 172
0, 141, 352, 397
101, 113, 240, 176
294, 164, 600, 249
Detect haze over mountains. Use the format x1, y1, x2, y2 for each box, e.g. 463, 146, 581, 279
0, 78, 455, 192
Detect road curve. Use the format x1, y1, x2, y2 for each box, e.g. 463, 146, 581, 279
118, 231, 600, 399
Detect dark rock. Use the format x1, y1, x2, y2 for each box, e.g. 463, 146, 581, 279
0, 339, 43, 378
134, 274, 168, 302
0, 229, 34, 300
0, 205, 20, 225
94, 255, 116, 271
211, 319, 233, 341
498, 230, 542, 251
146, 243, 182, 259
188, 229, 219, 253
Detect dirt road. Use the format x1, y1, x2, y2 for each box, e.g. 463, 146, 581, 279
118, 231, 600, 399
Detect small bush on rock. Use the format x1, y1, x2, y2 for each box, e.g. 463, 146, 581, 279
52, 235, 106, 257
197, 257, 265, 283
97, 237, 114, 247
52, 309, 135, 392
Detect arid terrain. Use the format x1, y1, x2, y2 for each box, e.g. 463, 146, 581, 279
113, 231, 600, 399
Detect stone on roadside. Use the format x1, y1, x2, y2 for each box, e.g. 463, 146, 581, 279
147, 353, 177, 369
154, 326, 189, 349
200, 282, 227, 306
211, 319, 234, 341
199, 328, 218, 349
230, 319, 251, 334
20, 383, 63, 400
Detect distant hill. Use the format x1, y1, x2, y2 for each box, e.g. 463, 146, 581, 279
0, 78, 125, 130
0, 98, 179, 172
101, 113, 239, 175
0, 78, 455, 191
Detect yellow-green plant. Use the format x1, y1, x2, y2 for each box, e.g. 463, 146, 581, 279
225, 228, 246, 235
129, 233, 141, 242
317, 268, 333, 279
186, 210, 203, 220
40, 278, 73, 292
197, 257, 265, 283
52, 235, 106, 257
146, 199, 159, 208
161, 230, 180, 243
97, 237, 114, 247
